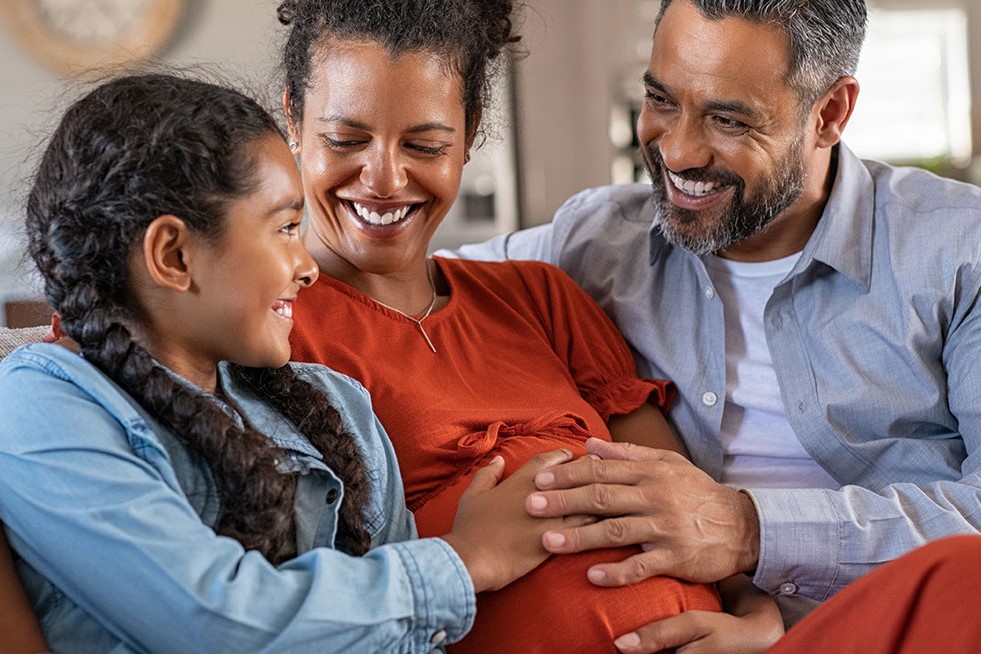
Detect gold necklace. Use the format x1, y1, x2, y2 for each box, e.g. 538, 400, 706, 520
368, 260, 438, 353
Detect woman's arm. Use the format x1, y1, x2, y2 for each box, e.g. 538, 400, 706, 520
607, 402, 688, 456
0, 528, 48, 654
613, 574, 783, 653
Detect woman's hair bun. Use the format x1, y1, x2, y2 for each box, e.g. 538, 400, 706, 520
276, 0, 298, 25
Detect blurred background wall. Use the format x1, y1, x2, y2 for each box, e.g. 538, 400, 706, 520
1, 0, 978, 324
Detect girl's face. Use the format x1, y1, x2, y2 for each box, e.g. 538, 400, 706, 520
290, 39, 469, 279
182, 135, 318, 377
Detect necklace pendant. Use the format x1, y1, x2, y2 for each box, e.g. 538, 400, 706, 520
417, 325, 437, 353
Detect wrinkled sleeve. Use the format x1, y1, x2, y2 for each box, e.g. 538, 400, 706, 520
0, 350, 474, 654
518, 262, 675, 421
438, 223, 557, 263
748, 262, 981, 601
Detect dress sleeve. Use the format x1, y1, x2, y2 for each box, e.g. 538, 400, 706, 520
0, 349, 474, 653
517, 261, 675, 421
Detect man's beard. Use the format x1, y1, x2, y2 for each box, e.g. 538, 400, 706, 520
646, 140, 805, 256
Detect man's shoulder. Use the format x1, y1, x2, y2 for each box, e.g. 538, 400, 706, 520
554, 183, 654, 226
866, 159, 981, 218
550, 184, 656, 259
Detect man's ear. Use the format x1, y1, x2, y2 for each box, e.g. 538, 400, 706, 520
813, 76, 860, 149
141, 215, 194, 292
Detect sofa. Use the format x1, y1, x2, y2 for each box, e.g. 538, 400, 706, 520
0, 326, 49, 361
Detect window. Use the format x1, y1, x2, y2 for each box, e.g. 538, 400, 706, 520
846, 7, 972, 166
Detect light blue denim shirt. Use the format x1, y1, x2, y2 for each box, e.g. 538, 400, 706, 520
0, 344, 475, 653
453, 144, 981, 603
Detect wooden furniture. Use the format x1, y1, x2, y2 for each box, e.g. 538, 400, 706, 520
3, 300, 51, 329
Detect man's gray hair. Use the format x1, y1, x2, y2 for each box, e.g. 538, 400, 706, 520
656, 0, 867, 106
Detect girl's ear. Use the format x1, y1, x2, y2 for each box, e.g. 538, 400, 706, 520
142, 215, 194, 292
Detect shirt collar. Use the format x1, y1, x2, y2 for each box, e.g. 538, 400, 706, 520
647, 144, 875, 292
215, 361, 325, 460
800, 143, 874, 292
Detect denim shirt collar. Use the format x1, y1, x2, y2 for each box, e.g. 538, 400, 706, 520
215, 361, 325, 462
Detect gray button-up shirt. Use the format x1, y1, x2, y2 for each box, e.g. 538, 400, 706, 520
453, 144, 981, 604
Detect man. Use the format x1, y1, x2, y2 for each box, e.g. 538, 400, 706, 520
455, 0, 981, 648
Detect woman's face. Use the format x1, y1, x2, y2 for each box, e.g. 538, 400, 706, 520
290, 39, 469, 278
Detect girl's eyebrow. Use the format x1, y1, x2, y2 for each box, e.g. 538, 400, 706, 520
270, 198, 305, 214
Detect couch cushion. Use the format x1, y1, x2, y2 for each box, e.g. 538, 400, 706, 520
0, 326, 49, 361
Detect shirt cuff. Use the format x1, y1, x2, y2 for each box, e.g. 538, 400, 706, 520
388, 536, 476, 646
742, 487, 841, 601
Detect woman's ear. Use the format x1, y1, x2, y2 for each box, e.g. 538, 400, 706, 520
283, 88, 300, 151
813, 76, 860, 149
464, 102, 483, 162
141, 215, 193, 292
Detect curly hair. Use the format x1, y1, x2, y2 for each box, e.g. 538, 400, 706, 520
25, 73, 371, 560
276, 0, 521, 143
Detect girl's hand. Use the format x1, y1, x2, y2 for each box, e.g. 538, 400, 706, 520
442, 449, 576, 593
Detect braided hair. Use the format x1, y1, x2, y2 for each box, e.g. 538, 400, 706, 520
25, 73, 371, 560
277, 0, 521, 142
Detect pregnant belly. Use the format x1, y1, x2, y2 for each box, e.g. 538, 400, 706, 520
412, 433, 721, 654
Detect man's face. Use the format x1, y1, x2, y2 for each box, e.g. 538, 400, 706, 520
637, 1, 813, 257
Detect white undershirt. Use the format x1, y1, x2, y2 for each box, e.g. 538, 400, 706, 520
705, 253, 840, 490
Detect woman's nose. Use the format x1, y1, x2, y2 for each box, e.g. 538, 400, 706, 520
360, 145, 408, 198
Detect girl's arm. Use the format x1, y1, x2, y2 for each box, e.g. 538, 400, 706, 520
0, 528, 48, 654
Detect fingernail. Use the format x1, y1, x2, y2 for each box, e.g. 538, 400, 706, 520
614, 632, 641, 650
543, 532, 566, 549
587, 568, 606, 584
536, 471, 555, 487
528, 494, 547, 510
488, 455, 504, 466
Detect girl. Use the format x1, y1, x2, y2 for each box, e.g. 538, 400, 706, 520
0, 72, 572, 653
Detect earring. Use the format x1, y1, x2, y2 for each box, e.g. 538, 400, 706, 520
464, 151, 471, 163
289, 140, 299, 153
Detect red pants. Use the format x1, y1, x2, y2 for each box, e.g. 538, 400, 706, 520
767, 535, 981, 653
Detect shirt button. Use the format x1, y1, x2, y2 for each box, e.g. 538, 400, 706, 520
430, 629, 447, 645
701, 391, 718, 407
704, 287, 715, 300
779, 582, 799, 595
325, 489, 339, 504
